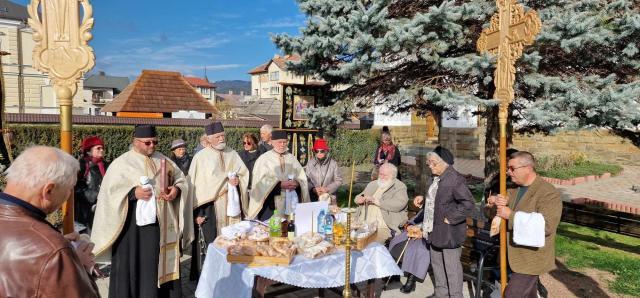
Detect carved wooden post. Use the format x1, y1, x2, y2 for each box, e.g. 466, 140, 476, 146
476, 0, 541, 295
28, 0, 95, 233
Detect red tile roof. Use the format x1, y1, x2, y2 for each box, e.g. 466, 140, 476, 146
102, 70, 218, 114
184, 76, 216, 88
248, 54, 302, 74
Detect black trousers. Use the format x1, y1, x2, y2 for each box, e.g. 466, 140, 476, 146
190, 202, 217, 281
109, 199, 182, 298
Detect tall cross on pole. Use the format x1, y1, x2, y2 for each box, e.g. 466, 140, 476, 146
476, 0, 541, 295
28, 0, 96, 234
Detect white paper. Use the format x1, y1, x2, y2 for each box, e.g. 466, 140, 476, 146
294, 201, 329, 235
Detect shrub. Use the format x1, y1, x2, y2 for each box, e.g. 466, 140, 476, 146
536, 151, 623, 179
7, 124, 378, 166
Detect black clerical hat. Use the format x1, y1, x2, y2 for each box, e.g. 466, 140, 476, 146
272, 130, 287, 140
205, 122, 224, 135
433, 146, 454, 165
134, 125, 157, 138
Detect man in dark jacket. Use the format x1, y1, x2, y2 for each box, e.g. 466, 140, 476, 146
414, 146, 474, 298
0, 146, 99, 298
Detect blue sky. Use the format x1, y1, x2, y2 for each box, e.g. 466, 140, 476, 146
13, 0, 304, 81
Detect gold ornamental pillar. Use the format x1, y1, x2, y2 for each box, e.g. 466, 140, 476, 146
28, 0, 96, 233
476, 0, 541, 295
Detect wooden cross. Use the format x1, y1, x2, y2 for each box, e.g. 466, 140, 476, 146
476, 0, 541, 295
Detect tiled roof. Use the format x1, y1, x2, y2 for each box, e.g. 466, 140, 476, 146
248, 54, 301, 74
6, 113, 278, 128
248, 62, 269, 74
102, 70, 217, 114
184, 76, 215, 88
246, 98, 281, 116
216, 94, 246, 107
84, 72, 130, 92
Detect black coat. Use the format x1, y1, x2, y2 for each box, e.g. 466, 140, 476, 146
74, 158, 109, 229
238, 149, 260, 187
427, 166, 475, 249
171, 154, 191, 175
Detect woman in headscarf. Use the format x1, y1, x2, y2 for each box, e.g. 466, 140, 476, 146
169, 138, 191, 175
74, 136, 109, 232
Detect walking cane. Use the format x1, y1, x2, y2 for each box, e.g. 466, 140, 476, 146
383, 238, 411, 290
198, 223, 207, 270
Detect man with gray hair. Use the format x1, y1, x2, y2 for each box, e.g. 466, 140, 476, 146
355, 162, 409, 243
0, 146, 99, 298
258, 124, 273, 153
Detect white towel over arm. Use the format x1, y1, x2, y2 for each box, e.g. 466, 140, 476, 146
513, 211, 546, 248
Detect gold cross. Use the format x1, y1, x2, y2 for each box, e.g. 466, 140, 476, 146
477, 0, 541, 119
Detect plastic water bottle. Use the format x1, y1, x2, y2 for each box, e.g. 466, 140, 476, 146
324, 212, 334, 242
317, 209, 326, 235
269, 209, 282, 237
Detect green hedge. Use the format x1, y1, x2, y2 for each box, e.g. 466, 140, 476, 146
8, 124, 378, 165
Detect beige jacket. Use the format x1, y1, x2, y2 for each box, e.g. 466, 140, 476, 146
355, 179, 409, 234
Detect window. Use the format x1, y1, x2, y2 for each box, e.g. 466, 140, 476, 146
270, 86, 280, 95
270, 71, 279, 81
201, 87, 210, 95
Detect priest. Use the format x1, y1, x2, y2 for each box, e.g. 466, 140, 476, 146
91, 125, 193, 298
188, 121, 249, 279
248, 130, 310, 221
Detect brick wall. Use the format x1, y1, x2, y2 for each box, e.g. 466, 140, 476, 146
439, 127, 486, 160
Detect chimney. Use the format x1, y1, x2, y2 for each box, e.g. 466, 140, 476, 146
240, 91, 244, 96
228, 90, 233, 95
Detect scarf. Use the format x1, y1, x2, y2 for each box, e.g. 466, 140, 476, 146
84, 156, 106, 177
422, 176, 440, 237
377, 143, 396, 162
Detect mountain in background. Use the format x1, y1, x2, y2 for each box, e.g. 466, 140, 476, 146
214, 80, 251, 95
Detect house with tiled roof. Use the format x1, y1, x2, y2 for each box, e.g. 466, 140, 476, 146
102, 70, 218, 119
248, 54, 325, 104
184, 76, 216, 103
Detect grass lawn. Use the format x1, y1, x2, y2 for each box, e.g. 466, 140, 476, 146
539, 162, 623, 180
555, 222, 640, 296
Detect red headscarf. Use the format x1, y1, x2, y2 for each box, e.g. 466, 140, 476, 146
80, 136, 106, 177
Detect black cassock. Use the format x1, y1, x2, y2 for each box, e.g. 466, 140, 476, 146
189, 202, 216, 281
109, 190, 182, 298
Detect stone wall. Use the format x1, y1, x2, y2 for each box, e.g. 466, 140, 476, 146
512, 129, 640, 166
439, 127, 486, 160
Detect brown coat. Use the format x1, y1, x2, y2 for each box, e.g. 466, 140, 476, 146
487, 176, 562, 275
0, 195, 100, 298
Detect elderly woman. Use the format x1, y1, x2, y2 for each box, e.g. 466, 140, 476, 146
413, 146, 474, 298
169, 138, 191, 175
355, 163, 408, 243
305, 138, 343, 203
74, 136, 109, 231
238, 133, 260, 187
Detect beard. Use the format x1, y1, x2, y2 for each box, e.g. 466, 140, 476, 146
274, 146, 289, 154
213, 142, 226, 150
376, 178, 393, 189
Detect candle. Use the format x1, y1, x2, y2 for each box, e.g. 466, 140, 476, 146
347, 159, 355, 209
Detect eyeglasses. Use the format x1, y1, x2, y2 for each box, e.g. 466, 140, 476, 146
507, 165, 527, 172
136, 139, 158, 146
427, 160, 439, 166
314, 150, 327, 154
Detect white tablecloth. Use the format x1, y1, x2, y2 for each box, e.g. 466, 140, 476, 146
195, 242, 402, 298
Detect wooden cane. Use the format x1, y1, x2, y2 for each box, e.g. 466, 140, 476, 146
383, 238, 412, 290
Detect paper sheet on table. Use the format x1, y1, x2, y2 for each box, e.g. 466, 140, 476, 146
294, 201, 329, 235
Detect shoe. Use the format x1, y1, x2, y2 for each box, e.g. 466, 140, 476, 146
400, 275, 416, 293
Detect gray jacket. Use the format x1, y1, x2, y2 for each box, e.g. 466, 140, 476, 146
355, 178, 409, 234
305, 157, 343, 200
428, 166, 475, 249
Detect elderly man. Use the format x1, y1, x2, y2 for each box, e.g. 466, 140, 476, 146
258, 124, 273, 153
248, 130, 310, 221
0, 146, 99, 298
188, 122, 249, 279
305, 138, 343, 203
355, 163, 408, 243
414, 146, 474, 298
486, 151, 562, 298
92, 125, 193, 298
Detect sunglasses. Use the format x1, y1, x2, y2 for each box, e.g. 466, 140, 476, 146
243, 141, 253, 145
137, 139, 158, 146
314, 149, 327, 153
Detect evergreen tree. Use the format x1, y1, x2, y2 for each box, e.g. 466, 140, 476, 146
273, 0, 640, 178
